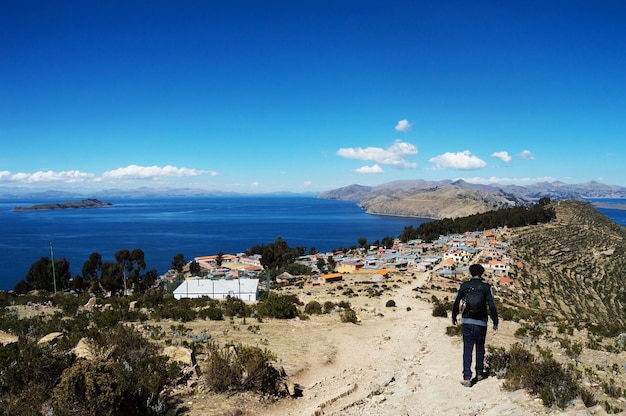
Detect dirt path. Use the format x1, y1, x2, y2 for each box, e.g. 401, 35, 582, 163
183, 271, 607, 416
256, 278, 559, 416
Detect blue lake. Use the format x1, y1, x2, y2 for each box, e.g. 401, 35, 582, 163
0, 196, 430, 290
1, 196, 624, 291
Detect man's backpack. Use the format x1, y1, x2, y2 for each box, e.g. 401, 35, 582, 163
461, 285, 487, 319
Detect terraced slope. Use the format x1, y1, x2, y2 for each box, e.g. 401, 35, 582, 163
511, 200, 626, 331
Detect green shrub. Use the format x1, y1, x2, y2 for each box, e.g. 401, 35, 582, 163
49, 324, 176, 415
152, 300, 197, 322
53, 293, 85, 317
530, 358, 579, 408
203, 342, 284, 395
256, 293, 297, 319
323, 301, 335, 313
385, 299, 396, 307
486, 346, 510, 378
0, 340, 71, 413
141, 288, 165, 309
432, 302, 448, 317
580, 386, 597, 407
91, 308, 121, 329
488, 343, 582, 409
223, 296, 248, 317
52, 360, 133, 416
337, 300, 351, 309
340, 308, 358, 324
198, 306, 224, 320
445, 325, 462, 337
514, 326, 528, 338
304, 300, 322, 314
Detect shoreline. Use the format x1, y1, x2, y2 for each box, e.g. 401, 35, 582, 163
590, 201, 626, 210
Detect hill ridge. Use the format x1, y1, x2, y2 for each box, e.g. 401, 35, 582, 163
507, 200, 626, 329
317, 180, 626, 219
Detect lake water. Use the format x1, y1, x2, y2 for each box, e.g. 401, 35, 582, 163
0, 196, 430, 290
1, 196, 624, 291
589, 198, 626, 225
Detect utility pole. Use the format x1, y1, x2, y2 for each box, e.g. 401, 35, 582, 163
50, 242, 57, 294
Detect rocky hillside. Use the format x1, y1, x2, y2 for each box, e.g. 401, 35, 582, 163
357, 186, 524, 219
317, 179, 626, 219
508, 200, 626, 330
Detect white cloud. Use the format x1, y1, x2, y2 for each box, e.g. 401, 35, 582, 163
428, 150, 487, 170
491, 151, 512, 163
101, 165, 212, 179
395, 119, 412, 132
1, 170, 95, 183
0, 165, 216, 188
355, 164, 385, 174
519, 150, 535, 160
336, 140, 418, 169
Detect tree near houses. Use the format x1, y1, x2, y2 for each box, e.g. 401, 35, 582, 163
133, 268, 157, 293
129, 249, 146, 281
100, 261, 123, 293
114, 249, 131, 294
327, 255, 337, 272
316, 257, 327, 273
189, 259, 201, 276
81, 252, 102, 280
171, 253, 186, 274
14, 256, 71, 293
246, 236, 307, 278
113, 248, 146, 295
123, 249, 147, 294
381, 236, 395, 249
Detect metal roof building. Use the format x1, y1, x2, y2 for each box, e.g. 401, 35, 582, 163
173, 278, 259, 301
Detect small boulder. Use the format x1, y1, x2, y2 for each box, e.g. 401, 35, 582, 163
0, 331, 18, 346
163, 345, 196, 367
72, 338, 99, 360
84, 297, 97, 311
38, 332, 64, 345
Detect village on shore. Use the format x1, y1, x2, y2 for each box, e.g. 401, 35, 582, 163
163, 226, 516, 301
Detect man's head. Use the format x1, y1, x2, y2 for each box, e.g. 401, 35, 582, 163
469, 264, 485, 277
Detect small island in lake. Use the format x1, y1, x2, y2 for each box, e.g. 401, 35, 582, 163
12, 198, 112, 212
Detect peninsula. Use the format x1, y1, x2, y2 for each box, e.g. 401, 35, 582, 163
12, 198, 112, 212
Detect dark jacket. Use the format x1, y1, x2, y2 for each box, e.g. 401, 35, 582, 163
452, 277, 499, 329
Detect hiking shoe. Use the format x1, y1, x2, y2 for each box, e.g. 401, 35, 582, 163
476, 373, 487, 382
460, 379, 472, 387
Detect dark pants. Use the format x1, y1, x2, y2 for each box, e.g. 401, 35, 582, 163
462, 323, 487, 380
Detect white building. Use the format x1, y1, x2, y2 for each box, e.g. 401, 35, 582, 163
173, 278, 259, 301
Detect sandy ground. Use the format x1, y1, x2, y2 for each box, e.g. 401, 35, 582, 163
180, 271, 613, 416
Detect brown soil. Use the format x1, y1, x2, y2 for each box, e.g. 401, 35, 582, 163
174, 271, 604, 416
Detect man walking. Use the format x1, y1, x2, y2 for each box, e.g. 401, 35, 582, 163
452, 263, 498, 387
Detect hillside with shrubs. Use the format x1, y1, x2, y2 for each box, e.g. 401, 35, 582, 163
507, 199, 626, 332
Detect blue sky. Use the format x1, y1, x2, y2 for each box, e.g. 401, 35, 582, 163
1, 0, 625, 194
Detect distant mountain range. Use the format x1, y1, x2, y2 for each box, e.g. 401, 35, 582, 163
0, 186, 316, 200
316, 180, 626, 219
2, 180, 625, 220
0, 187, 240, 200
